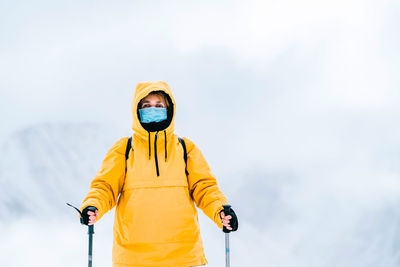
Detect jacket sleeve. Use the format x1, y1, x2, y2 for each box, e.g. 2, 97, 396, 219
184, 137, 228, 229
81, 137, 128, 220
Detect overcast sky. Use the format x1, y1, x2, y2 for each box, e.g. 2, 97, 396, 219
1, 0, 400, 266
1, 0, 399, 172
1, 0, 398, 137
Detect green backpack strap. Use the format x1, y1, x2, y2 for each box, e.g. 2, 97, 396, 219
178, 137, 189, 175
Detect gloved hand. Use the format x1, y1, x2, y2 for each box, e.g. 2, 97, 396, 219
81, 206, 98, 225
220, 206, 238, 233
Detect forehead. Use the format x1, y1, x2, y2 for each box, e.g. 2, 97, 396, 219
142, 93, 164, 102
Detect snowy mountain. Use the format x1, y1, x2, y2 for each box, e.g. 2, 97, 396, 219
0, 122, 120, 221
1, 122, 400, 267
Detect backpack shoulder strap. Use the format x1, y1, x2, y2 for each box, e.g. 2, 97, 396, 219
120, 136, 133, 195
178, 137, 189, 175
125, 136, 132, 161
125, 136, 132, 175
118, 136, 132, 198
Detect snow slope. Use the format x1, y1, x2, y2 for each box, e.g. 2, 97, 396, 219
1, 122, 400, 267
0, 122, 118, 220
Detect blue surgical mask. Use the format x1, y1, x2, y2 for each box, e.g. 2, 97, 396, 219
139, 107, 167, 123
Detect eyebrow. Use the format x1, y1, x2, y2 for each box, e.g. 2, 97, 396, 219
142, 100, 163, 103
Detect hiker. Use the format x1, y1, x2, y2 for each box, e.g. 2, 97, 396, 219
81, 81, 238, 266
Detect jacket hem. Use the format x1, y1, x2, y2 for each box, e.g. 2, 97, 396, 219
112, 257, 207, 267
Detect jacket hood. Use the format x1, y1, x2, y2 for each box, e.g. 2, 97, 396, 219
132, 81, 176, 140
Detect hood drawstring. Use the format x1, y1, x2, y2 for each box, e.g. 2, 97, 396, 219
147, 130, 168, 176
154, 131, 160, 176
164, 130, 167, 162
148, 131, 151, 159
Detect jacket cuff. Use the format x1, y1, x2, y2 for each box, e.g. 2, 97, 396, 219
206, 199, 229, 229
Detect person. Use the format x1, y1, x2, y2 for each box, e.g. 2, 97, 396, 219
81, 81, 238, 267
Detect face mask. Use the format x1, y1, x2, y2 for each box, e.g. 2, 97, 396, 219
139, 107, 167, 123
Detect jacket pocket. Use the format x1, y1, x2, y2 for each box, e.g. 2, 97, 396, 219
116, 186, 199, 244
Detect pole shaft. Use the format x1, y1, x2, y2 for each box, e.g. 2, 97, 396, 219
88, 225, 94, 267
225, 233, 230, 267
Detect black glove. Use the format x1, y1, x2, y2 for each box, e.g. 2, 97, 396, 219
81, 206, 97, 225
220, 205, 238, 233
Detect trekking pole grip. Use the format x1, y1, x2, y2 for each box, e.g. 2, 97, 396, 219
222, 205, 232, 233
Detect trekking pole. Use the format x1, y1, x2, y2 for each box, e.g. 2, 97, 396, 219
88, 225, 94, 267
222, 205, 232, 267
67, 203, 95, 267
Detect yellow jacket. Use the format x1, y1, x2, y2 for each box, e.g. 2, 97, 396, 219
81, 81, 228, 266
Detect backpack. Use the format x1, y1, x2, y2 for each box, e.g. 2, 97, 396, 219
124, 136, 188, 175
